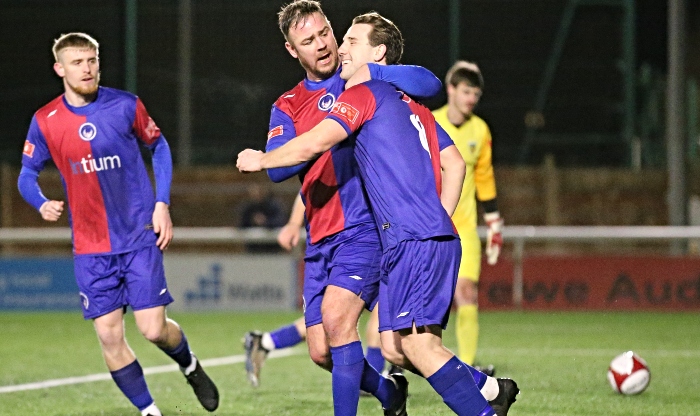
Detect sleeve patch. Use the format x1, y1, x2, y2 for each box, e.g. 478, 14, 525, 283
144, 117, 160, 141
330, 102, 359, 124
267, 125, 283, 141
23, 141, 35, 158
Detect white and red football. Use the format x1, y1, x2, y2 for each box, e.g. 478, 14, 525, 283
607, 351, 650, 395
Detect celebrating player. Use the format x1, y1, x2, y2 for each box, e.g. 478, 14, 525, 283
244, 194, 390, 390
237, 12, 520, 416
17, 33, 219, 416
241, 2, 444, 415
433, 61, 503, 372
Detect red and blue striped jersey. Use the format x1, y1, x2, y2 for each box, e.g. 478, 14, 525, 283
21, 87, 162, 255
267, 69, 374, 244
326, 80, 458, 250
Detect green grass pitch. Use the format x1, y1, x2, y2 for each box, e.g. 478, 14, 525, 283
0, 310, 698, 415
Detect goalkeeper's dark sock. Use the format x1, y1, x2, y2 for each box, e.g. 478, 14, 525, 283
110, 360, 154, 411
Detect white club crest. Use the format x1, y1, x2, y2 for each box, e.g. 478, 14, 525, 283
78, 122, 97, 141
317, 93, 336, 111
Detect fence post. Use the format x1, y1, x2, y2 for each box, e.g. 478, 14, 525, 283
1, 163, 12, 228
543, 154, 561, 225
512, 238, 525, 309
1, 163, 14, 254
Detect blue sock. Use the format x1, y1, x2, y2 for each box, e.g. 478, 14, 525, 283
270, 324, 303, 349
110, 360, 154, 411
426, 356, 495, 416
330, 341, 365, 416
365, 346, 385, 373
159, 329, 193, 368
360, 358, 396, 409
467, 363, 487, 389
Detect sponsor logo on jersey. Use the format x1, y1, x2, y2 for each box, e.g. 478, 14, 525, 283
23, 141, 35, 158
317, 92, 336, 111
268, 125, 283, 141
78, 122, 97, 141
349, 275, 362, 280
469, 141, 477, 154
330, 102, 359, 124
69, 154, 122, 174
48, 109, 57, 118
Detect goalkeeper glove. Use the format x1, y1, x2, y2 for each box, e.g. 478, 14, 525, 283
484, 211, 503, 265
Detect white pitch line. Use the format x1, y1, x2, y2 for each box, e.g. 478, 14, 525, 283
0, 348, 301, 394
483, 347, 700, 358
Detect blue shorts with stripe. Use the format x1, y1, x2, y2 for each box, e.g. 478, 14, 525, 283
73, 244, 174, 319
303, 223, 382, 327
378, 236, 460, 332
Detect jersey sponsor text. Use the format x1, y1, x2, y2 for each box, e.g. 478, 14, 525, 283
69, 154, 122, 174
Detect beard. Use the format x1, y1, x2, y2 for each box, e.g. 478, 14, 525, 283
299, 55, 338, 81
67, 72, 100, 96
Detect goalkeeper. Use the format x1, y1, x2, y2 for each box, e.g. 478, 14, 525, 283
432, 61, 503, 371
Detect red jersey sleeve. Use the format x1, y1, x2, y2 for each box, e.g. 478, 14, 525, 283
132, 98, 161, 146
326, 84, 376, 134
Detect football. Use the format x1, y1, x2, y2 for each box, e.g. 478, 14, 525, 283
607, 351, 651, 395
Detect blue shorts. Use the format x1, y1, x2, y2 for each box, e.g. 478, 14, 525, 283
73, 245, 174, 319
378, 236, 460, 332
303, 224, 382, 327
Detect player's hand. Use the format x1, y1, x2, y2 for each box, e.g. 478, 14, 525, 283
345, 64, 371, 89
39, 200, 64, 221
277, 222, 301, 251
152, 202, 173, 251
484, 211, 503, 265
236, 149, 264, 173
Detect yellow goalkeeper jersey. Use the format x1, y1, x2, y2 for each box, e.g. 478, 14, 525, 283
432, 105, 497, 232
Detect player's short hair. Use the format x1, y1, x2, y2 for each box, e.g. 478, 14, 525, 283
351, 12, 403, 65
52, 32, 99, 62
445, 60, 484, 90
278, 0, 328, 41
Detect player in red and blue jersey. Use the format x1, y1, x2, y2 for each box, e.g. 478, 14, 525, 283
238, 12, 520, 416
241, 2, 444, 415
17, 33, 218, 416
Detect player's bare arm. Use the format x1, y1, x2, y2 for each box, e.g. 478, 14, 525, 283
237, 119, 348, 172
439, 144, 466, 217
152, 201, 173, 250
277, 193, 305, 251
39, 200, 64, 222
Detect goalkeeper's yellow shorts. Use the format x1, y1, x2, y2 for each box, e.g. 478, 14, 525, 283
457, 228, 481, 282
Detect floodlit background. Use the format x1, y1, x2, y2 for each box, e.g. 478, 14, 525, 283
1, 1, 699, 415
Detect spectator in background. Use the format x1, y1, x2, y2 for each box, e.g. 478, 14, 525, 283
239, 182, 287, 252
239, 182, 286, 229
